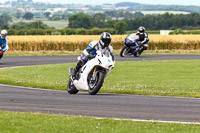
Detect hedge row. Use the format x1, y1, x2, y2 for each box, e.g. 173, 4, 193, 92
170, 30, 200, 35
5, 28, 162, 35
148, 41, 200, 50
7, 28, 116, 35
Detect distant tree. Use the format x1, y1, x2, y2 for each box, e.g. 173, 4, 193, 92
15, 11, 22, 19
105, 11, 116, 17
10, 22, 28, 30
174, 28, 184, 34
0, 14, 12, 25
11, 21, 52, 30
124, 13, 200, 30
23, 12, 34, 20
105, 11, 135, 19
104, 20, 116, 28
114, 21, 128, 34
91, 13, 106, 28
134, 12, 144, 18
0, 24, 9, 29
29, 21, 50, 29
49, 15, 61, 21
68, 13, 92, 29
62, 13, 73, 20
43, 12, 51, 18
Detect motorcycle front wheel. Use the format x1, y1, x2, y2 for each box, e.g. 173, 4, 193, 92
67, 79, 79, 94
88, 71, 105, 95
120, 46, 130, 57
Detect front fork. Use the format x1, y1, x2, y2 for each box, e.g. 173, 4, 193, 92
88, 66, 105, 83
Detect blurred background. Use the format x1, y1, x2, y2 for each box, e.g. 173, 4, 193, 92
0, 0, 200, 35
1, 0, 200, 54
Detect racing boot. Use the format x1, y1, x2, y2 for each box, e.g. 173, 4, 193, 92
138, 44, 148, 55
138, 48, 144, 55
138, 43, 144, 55
71, 70, 77, 80
71, 59, 86, 80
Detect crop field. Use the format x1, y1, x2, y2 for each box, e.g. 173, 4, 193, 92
7, 35, 200, 52
42, 20, 68, 29
10, 18, 68, 29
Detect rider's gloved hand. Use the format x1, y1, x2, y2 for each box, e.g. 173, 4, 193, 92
137, 42, 142, 46
87, 54, 95, 59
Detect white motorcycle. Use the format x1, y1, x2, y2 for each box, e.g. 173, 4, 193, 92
67, 49, 115, 95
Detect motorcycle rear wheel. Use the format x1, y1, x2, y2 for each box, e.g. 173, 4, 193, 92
133, 52, 141, 57
67, 79, 79, 94
120, 46, 130, 57
88, 71, 105, 95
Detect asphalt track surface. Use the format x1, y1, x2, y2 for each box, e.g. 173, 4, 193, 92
0, 55, 200, 123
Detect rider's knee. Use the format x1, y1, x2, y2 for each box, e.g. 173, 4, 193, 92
143, 44, 148, 50
79, 58, 87, 66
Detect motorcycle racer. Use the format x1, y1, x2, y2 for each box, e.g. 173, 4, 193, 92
135, 26, 149, 54
72, 32, 114, 79
0, 30, 9, 59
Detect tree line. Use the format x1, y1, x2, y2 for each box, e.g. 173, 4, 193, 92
126, 13, 200, 30
1, 12, 200, 35
68, 13, 200, 31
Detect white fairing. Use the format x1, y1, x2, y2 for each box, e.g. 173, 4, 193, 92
73, 50, 115, 91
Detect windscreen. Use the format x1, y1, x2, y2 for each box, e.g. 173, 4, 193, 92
100, 48, 110, 57
126, 33, 139, 43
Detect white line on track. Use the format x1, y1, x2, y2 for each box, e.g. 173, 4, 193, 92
0, 84, 65, 92
0, 66, 26, 70
95, 117, 200, 125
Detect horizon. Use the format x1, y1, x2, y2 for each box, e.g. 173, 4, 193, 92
1, 0, 200, 6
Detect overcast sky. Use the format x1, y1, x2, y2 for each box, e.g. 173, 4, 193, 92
1, 0, 200, 6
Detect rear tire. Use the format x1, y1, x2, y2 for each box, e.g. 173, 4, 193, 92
67, 79, 79, 94
88, 71, 105, 95
133, 52, 141, 57
120, 46, 130, 57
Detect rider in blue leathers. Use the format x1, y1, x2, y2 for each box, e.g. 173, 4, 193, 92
72, 32, 114, 79
0, 30, 9, 59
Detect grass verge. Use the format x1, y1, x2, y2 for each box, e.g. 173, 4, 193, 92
0, 60, 199, 97
0, 111, 200, 133
4, 50, 200, 56
5, 50, 82, 56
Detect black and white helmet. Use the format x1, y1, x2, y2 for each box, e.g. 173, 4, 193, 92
100, 32, 112, 47
1, 30, 8, 36
138, 26, 145, 33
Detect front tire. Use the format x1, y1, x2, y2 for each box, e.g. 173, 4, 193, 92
120, 46, 130, 57
67, 79, 79, 94
88, 71, 105, 95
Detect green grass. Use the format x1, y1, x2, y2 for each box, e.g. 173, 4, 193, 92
5, 51, 81, 56
0, 111, 200, 133
11, 18, 68, 29
0, 60, 200, 97
4, 50, 200, 56
42, 20, 68, 29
